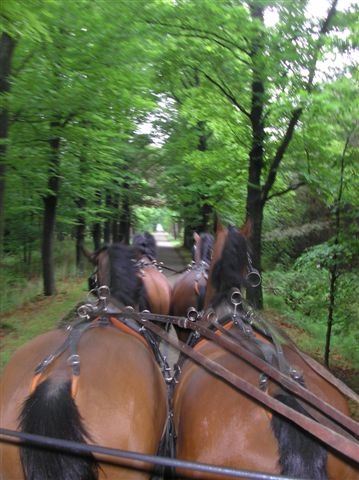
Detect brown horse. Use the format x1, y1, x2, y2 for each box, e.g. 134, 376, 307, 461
173, 221, 359, 479
171, 232, 214, 342
86, 238, 172, 316
0, 294, 168, 479
131, 232, 172, 316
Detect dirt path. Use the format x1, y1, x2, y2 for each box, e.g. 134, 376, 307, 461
153, 232, 188, 286
153, 232, 188, 369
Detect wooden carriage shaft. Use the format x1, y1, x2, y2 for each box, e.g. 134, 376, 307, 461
134, 317, 359, 464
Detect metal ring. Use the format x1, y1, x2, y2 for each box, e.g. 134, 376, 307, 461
87, 289, 100, 303
98, 285, 110, 300
67, 354, 80, 367
77, 304, 92, 318
247, 270, 261, 288
187, 307, 199, 322
230, 289, 242, 306
206, 308, 218, 324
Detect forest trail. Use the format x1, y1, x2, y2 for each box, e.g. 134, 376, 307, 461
153, 231, 188, 368
153, 231, 188, 286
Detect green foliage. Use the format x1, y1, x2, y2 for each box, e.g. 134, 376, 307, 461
0, 277, 88, 371
133, 206, 176, 233
0, 239, 90, 313
263, 251, 359, 367
1, 0, 358, 367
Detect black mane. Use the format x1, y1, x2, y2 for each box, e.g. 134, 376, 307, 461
210, 226, 250, 307
132, 232, 157, 260
107, 244, 143, 307
199, 233, 214, 264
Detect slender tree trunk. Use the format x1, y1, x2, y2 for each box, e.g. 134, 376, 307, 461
92, 222, 102, 250
111, 195, 120, 242
119, 182, 130, 244
104, 193, 112, 243
75, 197, 86, 275
325, 268, 338, 366
197, 125, 213, 232
42, 123, 61, 296
245, 5, 265, 309
0, 32, 16, 256
91, 191, 102, 249
324, 136, 348, 366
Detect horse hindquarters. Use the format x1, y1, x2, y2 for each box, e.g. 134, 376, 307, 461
171, 271, 205, 343
173, 351, 280, 479
19, 379, 98, 480
141, 268, 172, 315
0, 328, 169, 480
173, 348, 333, 480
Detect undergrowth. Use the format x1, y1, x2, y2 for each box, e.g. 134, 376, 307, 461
263, 267, 359, 372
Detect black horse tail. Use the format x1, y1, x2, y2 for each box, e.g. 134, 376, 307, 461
19, 379, 99, 480
271, 393, 328, 480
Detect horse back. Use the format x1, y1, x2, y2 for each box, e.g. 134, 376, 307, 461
139, 266, 172, 315
0, 327, 168, 480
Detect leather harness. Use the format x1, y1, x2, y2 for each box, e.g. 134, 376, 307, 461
28, 290, 359, 465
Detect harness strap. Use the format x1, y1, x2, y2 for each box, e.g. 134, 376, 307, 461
30, 320, 98, 397
109, 315, 149, 348
29, 314, 154, 399
137, 319, 359, 464
117, 309, 359, 438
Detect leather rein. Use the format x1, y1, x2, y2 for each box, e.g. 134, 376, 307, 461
30, 289, 359, 464
120, 307, 359, 464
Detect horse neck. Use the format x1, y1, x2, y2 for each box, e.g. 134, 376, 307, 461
204, 227, 249, 311
203, 230, 227, 309
106, 245, 142, 307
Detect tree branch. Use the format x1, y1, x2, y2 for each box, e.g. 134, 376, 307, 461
266, 180, 306, 201
262, 107, 302, 203
202, 71, 250, 118
306, 0, 338, 91
147, 19, 251, 59
262, 0, 338, 204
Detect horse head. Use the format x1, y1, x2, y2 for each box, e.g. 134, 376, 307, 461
132, 231, 157, 261
204, 218, 259, 309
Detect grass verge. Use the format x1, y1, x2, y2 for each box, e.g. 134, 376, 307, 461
0, 277, 89, 371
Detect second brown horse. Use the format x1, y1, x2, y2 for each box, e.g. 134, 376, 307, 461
173, 221, 359, 479
171, 232, 214, 342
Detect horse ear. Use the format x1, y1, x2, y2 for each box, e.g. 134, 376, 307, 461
82, 246, 96, 264
239, 218, 252, 238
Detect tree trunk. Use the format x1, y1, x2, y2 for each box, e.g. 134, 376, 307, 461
245, 5, 266, 309
324, 136, 348, 366
104, 193, 112, 243
119, 182, 130, 244
92, 222, 102, 250
91, 191, 102, 248
0, 32, 16, 255
75, 197, 86, 275
325, 268, 337, 367
42, 124, 61, 296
